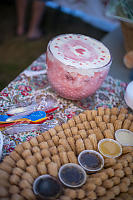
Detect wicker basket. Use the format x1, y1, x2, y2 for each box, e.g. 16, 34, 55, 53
121, 21, 133, 52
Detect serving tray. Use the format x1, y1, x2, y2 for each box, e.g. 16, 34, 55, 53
0, 107, 133, 200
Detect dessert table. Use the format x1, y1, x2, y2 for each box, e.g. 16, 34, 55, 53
0, 53, 129, 158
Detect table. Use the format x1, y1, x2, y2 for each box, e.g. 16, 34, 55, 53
0, 54, 128, 158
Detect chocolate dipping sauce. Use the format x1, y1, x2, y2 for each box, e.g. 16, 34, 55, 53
78, 150, 104, 173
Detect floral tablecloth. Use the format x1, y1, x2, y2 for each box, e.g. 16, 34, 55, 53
0, 54, 129, 158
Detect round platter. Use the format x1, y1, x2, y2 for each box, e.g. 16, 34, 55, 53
0, 107, 133, 200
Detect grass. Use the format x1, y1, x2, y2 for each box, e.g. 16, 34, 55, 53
0, 2, 107, 91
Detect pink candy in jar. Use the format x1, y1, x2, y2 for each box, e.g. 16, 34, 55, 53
46, 34, 112, 100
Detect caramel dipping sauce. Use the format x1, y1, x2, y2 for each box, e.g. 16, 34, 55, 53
98, 139, 122, 158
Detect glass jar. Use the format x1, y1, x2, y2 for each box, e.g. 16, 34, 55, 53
46, 34, 112, 100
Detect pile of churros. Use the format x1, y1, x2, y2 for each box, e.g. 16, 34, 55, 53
0, 107, 133, 200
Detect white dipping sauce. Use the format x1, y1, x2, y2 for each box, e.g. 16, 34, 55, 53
115, 129, 133, 146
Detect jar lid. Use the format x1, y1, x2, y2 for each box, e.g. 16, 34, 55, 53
49, 34, 111, 70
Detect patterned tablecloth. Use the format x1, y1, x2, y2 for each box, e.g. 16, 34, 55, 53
0, 54, 129, 158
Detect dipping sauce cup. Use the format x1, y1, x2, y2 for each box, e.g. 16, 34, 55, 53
58, 163, 86, 188
78, 150, 104, 174
33, 175, 62, 199
46, 34, 112, 100
115, 129, 133, 146
98, 138, 122, 159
